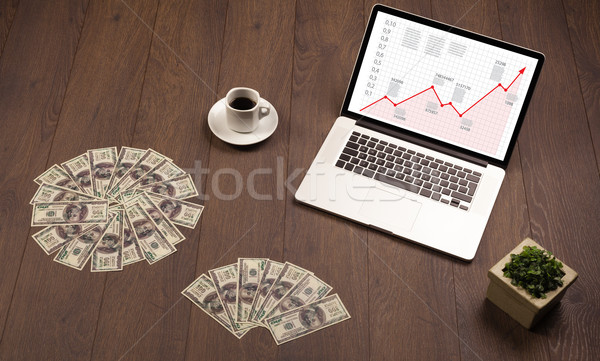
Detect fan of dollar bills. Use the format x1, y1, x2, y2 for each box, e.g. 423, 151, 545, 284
182, 259, 351, 345
30, 147, 204, 271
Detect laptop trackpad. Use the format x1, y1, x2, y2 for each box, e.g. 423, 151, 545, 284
359, 187, 422, 232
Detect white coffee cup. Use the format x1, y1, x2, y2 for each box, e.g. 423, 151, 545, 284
225, 87, 270, 133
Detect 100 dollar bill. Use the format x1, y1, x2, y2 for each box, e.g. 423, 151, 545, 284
91, 210, 124, 272
130, 192, 185, 245
34, 164, 80, 191
249, 260, 285, 322
125, 203, 176, 264
121, 210, 144, 266
182, 274, 249, 339
139, 174, 198, 200
88, 147, 117, 198
236, 258, 267, 323
119, 189, 143, 204
209, 264, 255, 333
107, 147, 146, 193
107, 149, 168, 197
31, 200, 109, 226
146, 192, 204, 229
53, 215, 115, 270
32, 224, 89, 255
265, 294, 350, 345
61, 153, 93, 195
127, 159, 185, 190
30, 183, 97, 204
253, 262, 311, 322
262, 273, 332, 322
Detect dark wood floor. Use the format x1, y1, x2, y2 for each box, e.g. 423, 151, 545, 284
0, 0, 598, 360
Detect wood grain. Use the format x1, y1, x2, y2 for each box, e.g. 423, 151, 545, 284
497, 0, 600, 360
0, 0, 87, 346
0, 0, 18, 57
281, 1, 369, 360
563, 0, 600, 170
0, 0, 157, 359
89, 1, 226, 359
183, 0, 295, 360
0, 0, 597, 359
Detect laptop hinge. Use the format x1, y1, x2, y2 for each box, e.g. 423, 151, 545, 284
355, 119, 488, 167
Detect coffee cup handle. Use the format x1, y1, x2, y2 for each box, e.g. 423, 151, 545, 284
259, 99, 270, 119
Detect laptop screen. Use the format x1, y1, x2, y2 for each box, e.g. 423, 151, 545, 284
342, 5, 544, 166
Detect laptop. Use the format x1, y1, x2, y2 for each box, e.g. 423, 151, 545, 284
295, 4, 544, 261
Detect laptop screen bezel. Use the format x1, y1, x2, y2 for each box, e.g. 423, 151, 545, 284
340, 4, 545, 169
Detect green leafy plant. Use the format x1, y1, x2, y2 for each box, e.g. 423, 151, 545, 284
502, 245, 566, 299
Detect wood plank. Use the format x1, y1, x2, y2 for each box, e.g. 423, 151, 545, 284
429, 1, 552, 360
0, 0, 18, 56
280, 1, 369, 360
0, 0, 158, 359
0, 0, 87, 345
497, 0, 600, 360
563, 0, 600, 169
183, 1, 295, 360
89, 1, 226, 360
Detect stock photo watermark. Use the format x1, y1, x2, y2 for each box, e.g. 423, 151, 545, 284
183, 157, 407, 202
183, 157, 301, 201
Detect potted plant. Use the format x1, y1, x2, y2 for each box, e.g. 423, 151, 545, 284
486, 237, 578, 329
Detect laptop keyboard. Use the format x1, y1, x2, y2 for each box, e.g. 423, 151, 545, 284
335, 131, 482, 211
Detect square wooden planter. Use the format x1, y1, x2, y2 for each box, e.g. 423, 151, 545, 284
486, 237, 578, 329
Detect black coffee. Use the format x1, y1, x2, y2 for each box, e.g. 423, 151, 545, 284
229, 97, 256, 110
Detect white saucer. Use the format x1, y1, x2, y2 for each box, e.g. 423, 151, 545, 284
208, 98, 278, 146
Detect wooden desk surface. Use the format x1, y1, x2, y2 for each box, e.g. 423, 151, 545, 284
0, 0, 598, 360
